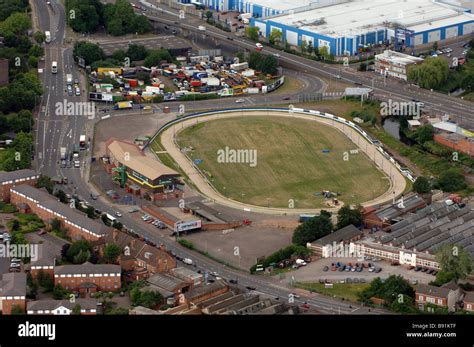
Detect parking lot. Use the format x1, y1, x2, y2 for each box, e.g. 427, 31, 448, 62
284, 257, 437, 285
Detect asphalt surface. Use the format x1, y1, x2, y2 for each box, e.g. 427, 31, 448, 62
135, 0, 474, 130
31, 1, 389, 314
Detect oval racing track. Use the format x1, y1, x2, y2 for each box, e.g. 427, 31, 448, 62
157, 109, 407, 215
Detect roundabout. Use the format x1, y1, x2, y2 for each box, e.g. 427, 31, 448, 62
152, 108, 407, 215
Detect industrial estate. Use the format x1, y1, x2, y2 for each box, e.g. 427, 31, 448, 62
0, 0, 473, 343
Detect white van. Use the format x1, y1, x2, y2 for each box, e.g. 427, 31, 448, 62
183, 258, 193, 265
51, 61, 58, 74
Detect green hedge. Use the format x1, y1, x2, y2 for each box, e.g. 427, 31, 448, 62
178, 239, 194, 250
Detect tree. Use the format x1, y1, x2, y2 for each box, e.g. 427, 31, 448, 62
11, 219, 20, 231
131, 15, 152, 34
245, 27, 259, 42
336, 206, 363, 230
55, 189, 68, 203
319, 46, 330, 60
412, 125, 434, 144
204, 10, 213, 20
37, 270, 54, 292
53, 284, 70, 300
307, 40, 313, 55
66, 0, 103, 33
359, 62, 367, 71
73, 249, 91, 264
130, 288, 163, 308
269, 28, 282, 46
104, 244, 121, 264
436, 168, 466, 192
144, 49, 173, 67
432, 41, 438, 52
358, 275, 415, 308
0, 12, 31, 36
407, 57, 449, 90
126, 44, 148, 61
111, 49, 126, 62
51, 218, 61, 232
66, 240, 92, 262
33, 31, 46, 44
413, 176, 431, 194
435, 244, 473, 282
73, 41, 105, 65
292, 212, 333, 246
300, 40, 307, 54
390, 294, 417, 313
461, 71, 474, 92
72, 304, 82, 315
10, 304, 24, 315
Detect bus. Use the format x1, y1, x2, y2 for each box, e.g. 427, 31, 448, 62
51, 61, 58, 74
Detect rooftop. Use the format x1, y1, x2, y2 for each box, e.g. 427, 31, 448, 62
55, 262, 121, 275
375, 193, 426, 221
11, 185, 110, 238
381, 203, 474, 257
0, 273, 26, 297
416, 283, 451, 298
312, 224, 363, 245
0, 169, 38, 183
375, 50, 425, 65
107, 139, 179, 181
147, 272, 186, 292
266, 0, 474, 37
27, 299, 98, 312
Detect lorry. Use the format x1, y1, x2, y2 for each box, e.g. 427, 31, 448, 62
66, 74, 73, 85
114, 101, 133, 110
60, 147, 67, 160
45, 31, 51, 43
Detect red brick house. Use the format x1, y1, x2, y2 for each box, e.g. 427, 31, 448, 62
463, 292, 474, 313
434, 132, 474, 157
54, 262, 122, 293
10, 185, 110, 241
95, 229, 176, 280
0, 273, 27, 315
0, 169, 39, 202
27, 299, 99, 315
30, 244, 57, 280
416, 282, 463, 313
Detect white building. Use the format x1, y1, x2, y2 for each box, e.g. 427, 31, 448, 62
375, 50, 424, 80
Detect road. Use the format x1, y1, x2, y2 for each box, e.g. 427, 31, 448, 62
135, 1, 474, 129
32, 1, 388, 314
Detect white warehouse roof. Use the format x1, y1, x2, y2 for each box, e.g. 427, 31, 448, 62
269, 0, 474, 37
247, 0, 314, 12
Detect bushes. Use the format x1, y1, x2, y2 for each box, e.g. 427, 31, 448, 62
178, 239, 194, 250
249, 244, 311, 273
179, 94, 219, 101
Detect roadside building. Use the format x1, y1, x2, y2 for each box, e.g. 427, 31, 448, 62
185, 279, 229, 306
354, 202, 474, 269
463, 292, 474, 312
10, 185, 110, 241
170, 267, 203, 287
27, 299, 99, 315
434, 131, 474, 157
0, 169, 39, 202
307, 224, 363, 257
252, 0, 474, 56
29, 244, 57, 280
185, 201, 241, 230
145, 272, 194, 304
416, 282, 463, 313
362, 193, 427, 229
95, 229, 176, 280
105, 139, 182, 201
0, 273, 27, 315
374, 50, 424, 80
54, 262, 122, 293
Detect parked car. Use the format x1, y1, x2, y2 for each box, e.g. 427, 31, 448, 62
414, 266, 422, 272
421, 267, 428, 272
128, 208, 139, 213
323, 266, 329, 272
235, 99, 245, 103
9, 262, 21, 268
432, 270, 438, 276
375, 267, 382, 273
115, 211, 122, 217
245, 286, 256, 291
229, 279, 238, 284
10, 258, 21, 263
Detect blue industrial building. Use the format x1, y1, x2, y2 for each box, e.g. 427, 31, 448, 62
250, 0, 474, 56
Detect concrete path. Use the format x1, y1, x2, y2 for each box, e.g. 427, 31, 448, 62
159, 110, 407, 215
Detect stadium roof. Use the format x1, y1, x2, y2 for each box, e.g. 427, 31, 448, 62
268, 0, 474, 37
108, 140, 178, 181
